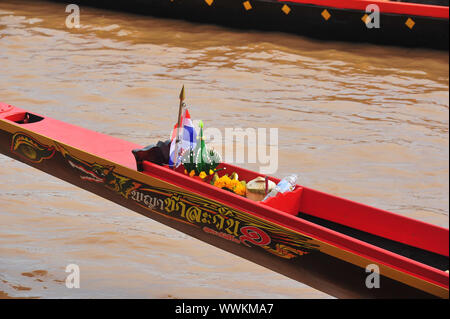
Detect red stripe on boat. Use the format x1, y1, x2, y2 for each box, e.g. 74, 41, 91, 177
280, 0, 450, 19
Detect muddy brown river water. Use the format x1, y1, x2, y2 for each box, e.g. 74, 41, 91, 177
0, 0, 448, 298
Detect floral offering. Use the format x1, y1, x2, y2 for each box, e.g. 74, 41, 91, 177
212, 172, 246, 197
182, 120, 221, 179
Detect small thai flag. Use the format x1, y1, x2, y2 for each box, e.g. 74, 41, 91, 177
169, 108, 197, 167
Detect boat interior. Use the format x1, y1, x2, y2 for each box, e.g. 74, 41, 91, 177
134, 142, 449, 273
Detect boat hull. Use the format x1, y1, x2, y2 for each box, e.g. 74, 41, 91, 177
46, 0, 449, 49
0, 106, 447, 298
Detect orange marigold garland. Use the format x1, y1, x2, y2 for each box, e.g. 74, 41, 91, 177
213, 173, 246, 196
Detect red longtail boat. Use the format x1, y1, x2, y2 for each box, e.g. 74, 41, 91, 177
0, 98, 448, 299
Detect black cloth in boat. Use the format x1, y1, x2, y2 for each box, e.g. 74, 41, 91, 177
132, 140, 170, 171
